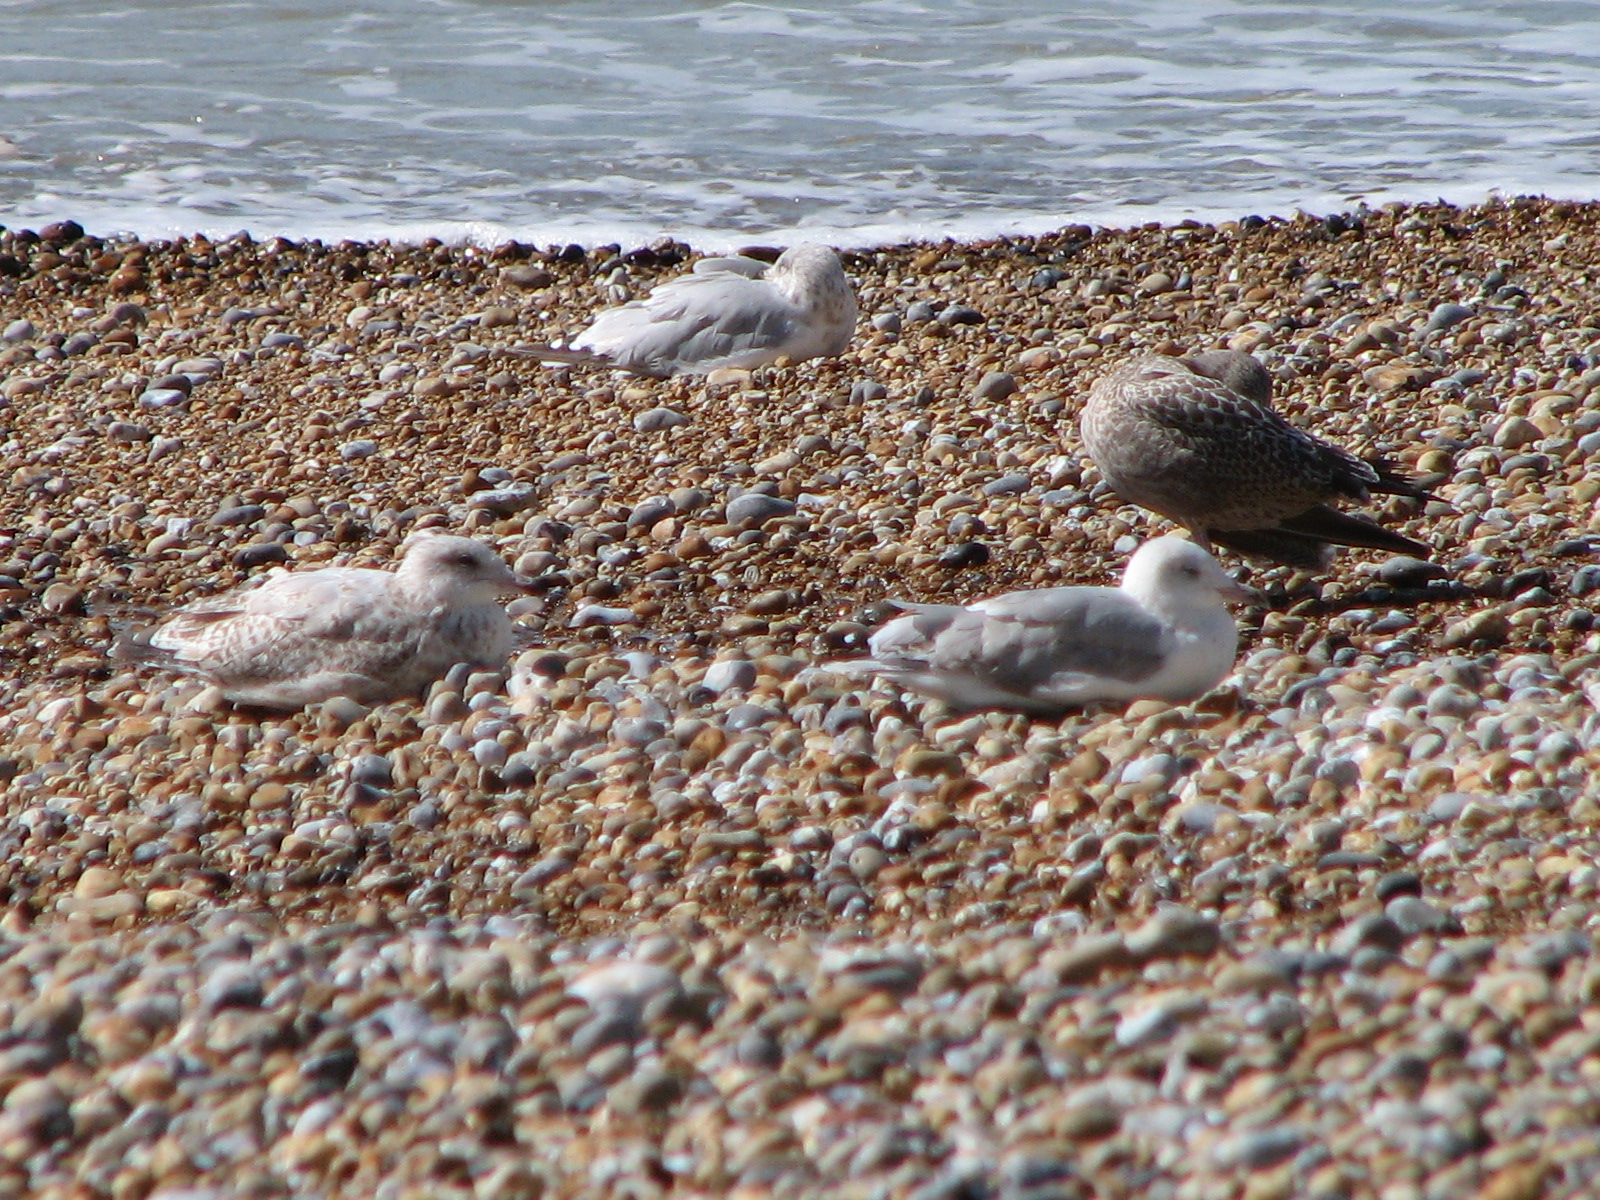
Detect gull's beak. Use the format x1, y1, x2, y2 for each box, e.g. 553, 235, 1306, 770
513, 572, 567, 595
1222, 578, 1256, 604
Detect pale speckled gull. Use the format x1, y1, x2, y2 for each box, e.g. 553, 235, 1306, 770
1080, 350, 1434, 569
825, 536, 1247, 715
517, 243, 857, 378
113, 534, 529, 708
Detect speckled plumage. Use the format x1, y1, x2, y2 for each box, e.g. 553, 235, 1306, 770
523, 243, 858, 378
1080, 351, 1432, 568
113, 535, 526, 708
828, 536, 1246, 715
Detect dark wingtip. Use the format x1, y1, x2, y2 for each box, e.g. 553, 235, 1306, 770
1368, 459, 1446, 503
1210, 503, 1432, 568
1280, 505, 1432, 557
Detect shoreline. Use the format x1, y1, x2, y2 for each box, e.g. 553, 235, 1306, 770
8, 183, 1598, 257
2, 197, 1600, 1197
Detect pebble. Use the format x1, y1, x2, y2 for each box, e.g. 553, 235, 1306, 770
973, 370, 1017, 400
1493, 415, 1543, 449
0, 204, 1597, 1200
137, 387, 188, 409
1423, 302, 1475, 335
634, 406, 690, 432
1440, 608, 1510, 648
725, 492, 796, 524
937, 303, 983, 326
568, 604, 638, 627
1374, 555, 1448, 588
687, 665, 753, 710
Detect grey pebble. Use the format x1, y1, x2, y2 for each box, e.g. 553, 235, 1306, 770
318, 696, 369, 727
172, 356, 224, 379
1569, 564, 1600, 597
211, 504, 266, 527
1126, 906, 1219, 960
1375, 870, 1422, 901
1375, 556, 1448, 588
516, 856, 574, 891
973, 370, 1017, 400
470, 485, 539, 517
938, 541, 989, 569
1512, 931, 1589, 972
725, 493, 796, 525
199, 963, 265, 1011
938, 304, 983, 326
137, 388, 189, 410
724, 703, 776, 732
633, 409, 691, 438
1332, 913, 1405, 954
1386, 895, 1460, 936
627, 497, 676, 529
568, 605, 637, 628
349, 754, 394, 789
1212, 1126, 1305, 1170
1119, 754, 1175, 787
233, 542, 288, 568
634, 407, 690, 432
1172, 802, 1233, 835
106, 421, 152, 443
1428, 791, 1478, 822
702, 658, 757, 694
981, 471, 1030, 497
1422, 302, 1474, 335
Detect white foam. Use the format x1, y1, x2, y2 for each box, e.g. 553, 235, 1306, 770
3, 1, 1597, 250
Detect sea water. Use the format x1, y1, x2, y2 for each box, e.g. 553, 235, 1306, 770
2, 0, 1598, 248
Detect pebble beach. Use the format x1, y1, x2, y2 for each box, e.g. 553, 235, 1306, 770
2, 197, 1600, 1198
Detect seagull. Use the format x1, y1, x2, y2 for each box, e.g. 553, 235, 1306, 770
824, 536, 1247, 715
113, 534, 531, 708
515, 243, 857, 377
1080, 350, 1434, 569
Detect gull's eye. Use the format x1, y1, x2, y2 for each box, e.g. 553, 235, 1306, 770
456, 551, 479, 567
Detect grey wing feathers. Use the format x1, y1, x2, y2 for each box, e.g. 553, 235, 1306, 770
578, 273, 799, 373
878, 589, 1170, 689
691, 256, 771, 278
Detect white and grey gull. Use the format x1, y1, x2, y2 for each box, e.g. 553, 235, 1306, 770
113, 534, 532, 708
516, 243, 858, 378
824, 536, 1248, 715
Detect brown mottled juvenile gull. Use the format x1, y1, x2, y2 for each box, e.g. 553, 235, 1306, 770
113, 535, 529, 708
824, 536, 1247, 715
1080, 350, 1433, 569
516, 243, 857, 377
